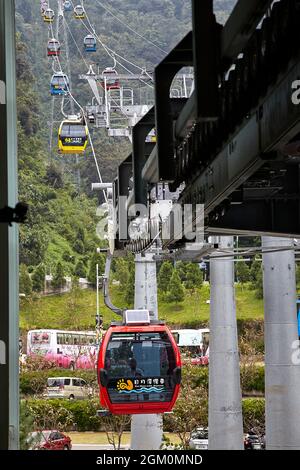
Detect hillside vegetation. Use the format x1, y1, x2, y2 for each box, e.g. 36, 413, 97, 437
20, 283, 264, 333
16, 1, 239, 326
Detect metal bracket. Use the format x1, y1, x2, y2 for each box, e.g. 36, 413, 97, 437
0, 203, 28, 226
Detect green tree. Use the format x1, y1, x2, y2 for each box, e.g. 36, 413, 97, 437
88, 253, 105, 286
20, 401, 34, 450
102, 414, 131, 450
167, 270, 185, 303
74, 260, 87, 278
250, 257, 261, 283
52, 262, 66, 290
184, 263, 203, 290
31, 263, 46, 292
73, 239, 85, 255
158, 261, 174, 293
164, 366, 208, 449
125, 267, 135, 305
236, 259, 251, 284
296, 263, 300, 287
114, 258, 131, 288
19, 264, 32, 296
255, 269, 264, 299
175, 261, 187, 283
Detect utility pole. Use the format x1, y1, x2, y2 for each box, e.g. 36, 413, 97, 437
208, 236, 244, 450
262, 237, 300, 450
130, 252, 163, 450
0, 0, 19, 450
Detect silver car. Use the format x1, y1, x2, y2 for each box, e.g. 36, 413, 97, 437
189, 427, 209, 450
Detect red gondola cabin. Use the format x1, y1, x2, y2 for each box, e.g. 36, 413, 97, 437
97, 316, 181, 415
100, 67, 120, 91
47, 38, 61, 56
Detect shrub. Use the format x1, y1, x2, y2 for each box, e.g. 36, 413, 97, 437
167, 270, 185, 303
24, 398, 116, 432
31, 263, 46, 292
19, 264, 32, 296
242, 398, 265, 434
184, 263, 203, 290
158, 262, 174, 293
52, 262, 66, 290
20, 369, 97, 396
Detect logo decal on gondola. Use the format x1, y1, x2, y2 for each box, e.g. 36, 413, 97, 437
116, 378, 166, 394
117, 379, 134, 391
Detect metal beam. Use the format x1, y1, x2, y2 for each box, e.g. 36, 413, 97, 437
155, 32, 193, 181
221, 0, 272, 62
207, 199, 300, 237
178, 53, 300, 228
192, 0, 219, 120
133, 107, 156, 205
0, 0, 19, 450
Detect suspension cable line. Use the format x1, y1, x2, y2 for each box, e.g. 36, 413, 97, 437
93, 0, 168, 55
46, 3, 107, 201
63, 17, 89, 69
78, 16, 154, 89
68, 0, 153, 83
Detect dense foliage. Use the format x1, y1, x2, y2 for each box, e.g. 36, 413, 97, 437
15, 0, 237, 293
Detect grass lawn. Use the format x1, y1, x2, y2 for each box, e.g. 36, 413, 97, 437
68, 432, 181, 445
20, 283, 264, 331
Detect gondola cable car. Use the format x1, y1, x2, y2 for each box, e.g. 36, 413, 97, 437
74, 5, 85, 19
63, 0, 72, 11
50, 72, 69, 96
84, 34, 97, 52
97, 309, 181, 415
40, 1, 48, 16
58, 116, 88, 154
100, 67, 120, 91
47, 38, 61, 57
43, 8, 55, 23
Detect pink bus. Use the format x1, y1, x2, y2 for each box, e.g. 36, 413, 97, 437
26, 329, 99, 369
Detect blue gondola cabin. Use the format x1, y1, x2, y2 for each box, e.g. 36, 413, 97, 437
50, 73, 69, 96
84, 35, 96, 52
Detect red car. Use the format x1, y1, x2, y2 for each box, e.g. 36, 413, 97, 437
28, 430, 72, 450
191, 355, 209, 366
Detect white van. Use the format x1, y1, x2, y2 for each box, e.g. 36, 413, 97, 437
46, 377, 92, 400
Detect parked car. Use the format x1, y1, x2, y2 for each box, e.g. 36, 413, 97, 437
244, 433, 265, 450
28, 430, 72, 450
189, 427, 209, 450
191, 353, 209, 366
45, 376, 92, 400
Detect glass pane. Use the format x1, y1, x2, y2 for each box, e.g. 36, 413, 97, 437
31, 331, 50, 344
48, 378, 63, 387
105, 331, 176, 404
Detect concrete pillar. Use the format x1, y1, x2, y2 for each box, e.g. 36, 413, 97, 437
130, 252, 163, 450
208, 236, 244, 449
262, 236, 300, 450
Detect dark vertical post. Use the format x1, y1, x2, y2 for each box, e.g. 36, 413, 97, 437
192, 0, 219, 121
0, 0, 19, 450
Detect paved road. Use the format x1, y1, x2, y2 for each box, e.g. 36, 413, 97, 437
72, 444, 129, 450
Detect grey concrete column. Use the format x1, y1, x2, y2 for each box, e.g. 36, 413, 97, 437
208, 236, 244, 450
130, 252, 163, 450
262, 237, 300, 450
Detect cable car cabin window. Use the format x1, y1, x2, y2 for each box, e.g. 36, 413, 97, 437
104, 332, 176, 404
61, 124, 86, 138
52, 77, 68, 86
